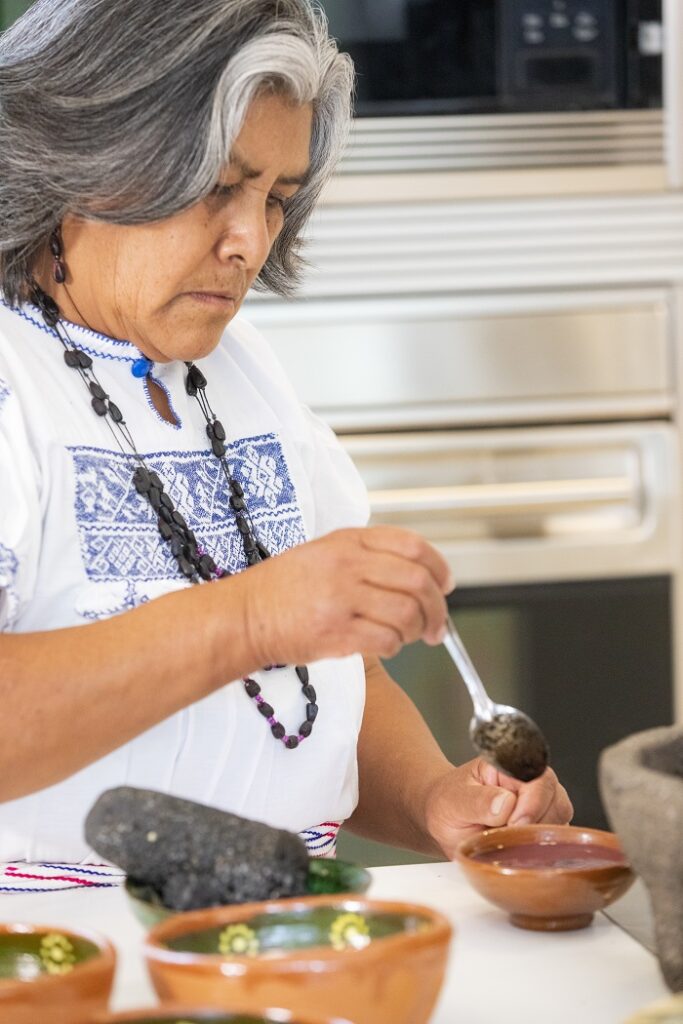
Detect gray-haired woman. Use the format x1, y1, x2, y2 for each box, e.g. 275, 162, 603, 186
0, 0, 571, 865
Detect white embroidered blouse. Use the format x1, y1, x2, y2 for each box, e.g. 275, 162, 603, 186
0, 300, 369, 862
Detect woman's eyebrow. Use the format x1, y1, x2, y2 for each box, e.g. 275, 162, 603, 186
228, 152, 309, 187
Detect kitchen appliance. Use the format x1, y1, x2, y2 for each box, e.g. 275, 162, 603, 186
323, 0, 662, 117
249, 286, 677, 862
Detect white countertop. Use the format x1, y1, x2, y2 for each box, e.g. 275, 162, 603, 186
0, 861, 670, 1024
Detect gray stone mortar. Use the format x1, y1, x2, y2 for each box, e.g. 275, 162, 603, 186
599, 725, 683, 992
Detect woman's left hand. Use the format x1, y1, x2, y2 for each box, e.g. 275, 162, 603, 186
423, 758, 574, 860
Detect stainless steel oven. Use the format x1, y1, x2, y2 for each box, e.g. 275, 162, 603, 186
323, 0, 662, 116
250, 288, 678, 863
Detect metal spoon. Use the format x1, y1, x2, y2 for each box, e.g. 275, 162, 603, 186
442, 616, 549, 782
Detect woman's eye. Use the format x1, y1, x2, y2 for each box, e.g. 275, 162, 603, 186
267, 192, 288, 212
211, 183, 238, 199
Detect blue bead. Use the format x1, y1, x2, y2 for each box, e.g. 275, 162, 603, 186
132, 357, 153, 378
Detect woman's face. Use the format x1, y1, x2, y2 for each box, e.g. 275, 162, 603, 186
46, 93, 313, 361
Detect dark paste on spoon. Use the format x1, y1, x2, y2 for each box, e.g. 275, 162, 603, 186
471, 841, 627, 870
472, 712, 549, 782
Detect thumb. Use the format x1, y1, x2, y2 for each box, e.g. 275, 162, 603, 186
461, 784, 517, 829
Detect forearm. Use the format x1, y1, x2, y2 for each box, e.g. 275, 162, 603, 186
0, 572, 258, 801
346, 656, 452, 858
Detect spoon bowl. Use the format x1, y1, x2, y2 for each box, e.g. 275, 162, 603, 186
443, 618, 549, 781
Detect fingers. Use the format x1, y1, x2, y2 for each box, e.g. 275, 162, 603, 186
358, 551, 449, 645
507, 768, 574, 827
360, 526, 454, 597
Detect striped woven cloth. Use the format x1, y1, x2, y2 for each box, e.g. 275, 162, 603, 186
0, 862, 125, 894
0, 822, 341, 893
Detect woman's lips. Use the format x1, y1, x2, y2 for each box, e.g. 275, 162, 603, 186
185, 292, 236, 309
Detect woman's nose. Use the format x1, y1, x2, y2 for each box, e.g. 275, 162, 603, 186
214, 190, 272, 270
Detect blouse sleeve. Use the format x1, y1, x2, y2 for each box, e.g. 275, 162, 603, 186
0, 376, 41, 631
300, 405, 371, 538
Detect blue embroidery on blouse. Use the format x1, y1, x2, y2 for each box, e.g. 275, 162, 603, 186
0, 540, 20, 625
69, 435, 305, 583
0, 379, 10, 415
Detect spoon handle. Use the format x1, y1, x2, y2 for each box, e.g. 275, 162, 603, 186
442, 617, 493, 721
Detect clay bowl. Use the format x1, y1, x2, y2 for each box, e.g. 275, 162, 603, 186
456, 823, 635, 932
90, 1008, 350, 1023
624, 993, 683, 1023
0, 922, 115, 1024
126, 859, 372, 930
143, 895, 453, 1024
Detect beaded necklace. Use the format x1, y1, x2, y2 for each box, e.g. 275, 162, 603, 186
30, 283, 318, 750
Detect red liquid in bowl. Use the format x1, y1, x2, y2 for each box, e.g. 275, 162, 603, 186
471, 841, 627, 870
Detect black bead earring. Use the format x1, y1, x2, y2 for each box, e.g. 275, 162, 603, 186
49, 228, 66, 285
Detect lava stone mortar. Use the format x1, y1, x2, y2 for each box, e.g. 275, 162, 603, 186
600, 724, 683, 991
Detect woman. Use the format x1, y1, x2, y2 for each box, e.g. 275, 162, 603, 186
0, 0, 571, 866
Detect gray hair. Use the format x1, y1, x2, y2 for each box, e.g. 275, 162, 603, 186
0, 0, 354, 305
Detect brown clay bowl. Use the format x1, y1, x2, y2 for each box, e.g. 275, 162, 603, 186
143, 895, 453, 1024
91, 1008, 351, 1023
0, 922, 116, 1024
456, 822, 635, 932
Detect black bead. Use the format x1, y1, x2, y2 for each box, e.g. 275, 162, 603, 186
91, 397, 107, 416
183, 541, 198, 563
285, 735, 299, 749
89, 381, 106, 401
185, 379, 197, 397
160, 492, 173, 510
64, 350, 80, 368
149, 472, 163, 490
295, 665, 309, 686
244, 678, 261, 698
108, 401, 123, 423
199, 554, 217, 576
299, 720, 313, 738
230, 496, 246, 512
246, 552, 261, 566
258, 702, 274, 718
243, 540, 257, 556
157, 505, 173, 525
178, 556, 195, 578
158, 518, 173, 541
212, 438, 226, 458
306, 702, 318, 722
198, 560, 214, 581
303, 684, 317, 703
213, 419, 226, 441
205, 423, 216, 441
271, 722, 286, 740
133, 467, 151, 493
49, 235, 62, 258
76, 351, 93, 369
42, 295, 59, 318
172, 511, 188, 530
42, 308, 59, 328
256, 542, 271, 560
230, 480, 244, 497
170, 535, 184, 557
53, 261, 66, 285
235, 517, 250, 535
188, 364, 207, 390
148, 487, 162, 511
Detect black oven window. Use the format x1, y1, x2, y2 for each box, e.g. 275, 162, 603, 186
324, 0, 498, 115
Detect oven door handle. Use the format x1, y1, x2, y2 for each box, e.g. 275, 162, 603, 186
368, 476, 636, 517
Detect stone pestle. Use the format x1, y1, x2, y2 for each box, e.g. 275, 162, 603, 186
85, 786, 310, 911
599, 725, 683, 992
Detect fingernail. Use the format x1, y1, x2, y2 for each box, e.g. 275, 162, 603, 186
436, 623, 447, 643
444, 574, 456, 594
511, 815, 532, 827
491, 793, 513, 816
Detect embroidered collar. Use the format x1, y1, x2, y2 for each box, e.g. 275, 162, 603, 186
2, 298, 142, 365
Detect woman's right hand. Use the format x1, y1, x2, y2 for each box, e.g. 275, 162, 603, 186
234, 525, 455, 668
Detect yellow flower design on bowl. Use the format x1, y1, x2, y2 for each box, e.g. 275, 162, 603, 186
39, 933, 76, 975
218, 923, 260, 957
329, 912, 371, 951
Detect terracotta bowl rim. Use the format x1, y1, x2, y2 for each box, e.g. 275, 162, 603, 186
144, 895, 452, 973
91, 1006, 353, 1023
455, 822, 632, 878
0, 921, 116, 992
